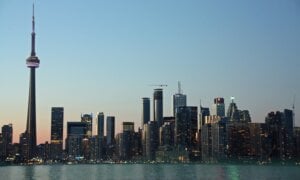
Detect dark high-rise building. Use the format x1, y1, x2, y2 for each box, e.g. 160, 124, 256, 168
227, 98, 240, 122
50, 107, 64, 160
226, 122, 251, 159
106, 116, 115, 146
106, 116, 116, 158
2, 124, 12, 157
265, 109, 294, 160
153, 89, 163, 127
142, 98, 150, 127
160, 122, 175, 147
25, 4, 40, 160
81, 113, 93, 137
19, 133, 29, 161
97, 112, 104, 138
118, 122, 135, 160
175, 106, 198, 151
66, 122, 87, 157
96, 112, 104, 160
239, 110, 251, 122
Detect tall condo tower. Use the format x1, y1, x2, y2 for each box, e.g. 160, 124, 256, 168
153, 89, 163, 127
142, 97, 150, 127
51, 107, 64, 159
25, 3, 40, 159
173, 82, 187, 117
211, 97, 225, 117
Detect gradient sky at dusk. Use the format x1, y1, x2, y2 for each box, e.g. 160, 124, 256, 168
0, 0, 299, 143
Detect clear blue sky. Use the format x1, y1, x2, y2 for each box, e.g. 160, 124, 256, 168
0, 0, 299, 143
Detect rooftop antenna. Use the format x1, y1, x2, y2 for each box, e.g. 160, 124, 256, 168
230, 96, 235, 103
293, 95, 296, 127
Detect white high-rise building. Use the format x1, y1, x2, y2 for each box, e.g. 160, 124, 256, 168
211, 97, 225, 117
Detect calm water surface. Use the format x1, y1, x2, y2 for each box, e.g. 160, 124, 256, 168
0, 164, 299, 180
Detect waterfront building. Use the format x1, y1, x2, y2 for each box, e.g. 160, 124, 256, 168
225, 122, 251, 160
1, 124, 13, 158
294, 127, 300, 161
201, 118, 227, 162
50, 107, 64, 160
143, 121, 159, 161
175, 106, 198, 151
37, 141, 50, 161
106, 116, 115, 146
19, 133, 29, 161
66, 122, 87, 158
106, 116, 115, 158
96, 112, 104, 160
119, 122, 135, 160
265, 110, 294, 160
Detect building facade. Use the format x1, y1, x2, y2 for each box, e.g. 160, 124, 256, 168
50, 107, 64, 160
153, 89, 163, 127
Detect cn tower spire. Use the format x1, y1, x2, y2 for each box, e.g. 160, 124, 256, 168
31, 3, 36, 57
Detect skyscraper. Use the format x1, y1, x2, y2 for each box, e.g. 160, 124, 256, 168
81, 113, 93, 137
66, 122, 87, 157
50, 107, 64, 160
119, 122, 135, 160
227, 97, 240, 122
143, 121, 159, 161
211, 97, 225, 117
96, 112, 104, 160
173, 82, 187, 116
106, 116, 115, 146
2, 124, 12, 157
97, 112, 104, 138
25, 4, 40, 160
153, 89, 163, 127
175, 106, 198, 151
142, 98, 150, 127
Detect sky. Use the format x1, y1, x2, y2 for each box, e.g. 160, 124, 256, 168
0, 0, 299, 144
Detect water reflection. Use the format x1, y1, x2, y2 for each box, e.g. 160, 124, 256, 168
225, 165, 240, 180
0, 164, 299, 180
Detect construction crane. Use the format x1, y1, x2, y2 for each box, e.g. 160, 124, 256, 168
150, 84, 168, 88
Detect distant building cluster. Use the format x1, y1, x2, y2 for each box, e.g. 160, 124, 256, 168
1, 4, 299, 165
1, 84, 300, 165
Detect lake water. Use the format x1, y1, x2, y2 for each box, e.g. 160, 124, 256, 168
0, 164, 299, 180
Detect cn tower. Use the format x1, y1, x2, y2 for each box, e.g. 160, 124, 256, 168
25, 3, 40, 159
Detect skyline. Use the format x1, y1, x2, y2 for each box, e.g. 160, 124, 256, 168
0, 1, 299, 144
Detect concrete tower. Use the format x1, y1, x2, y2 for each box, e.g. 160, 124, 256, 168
25, 3, 40, 159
